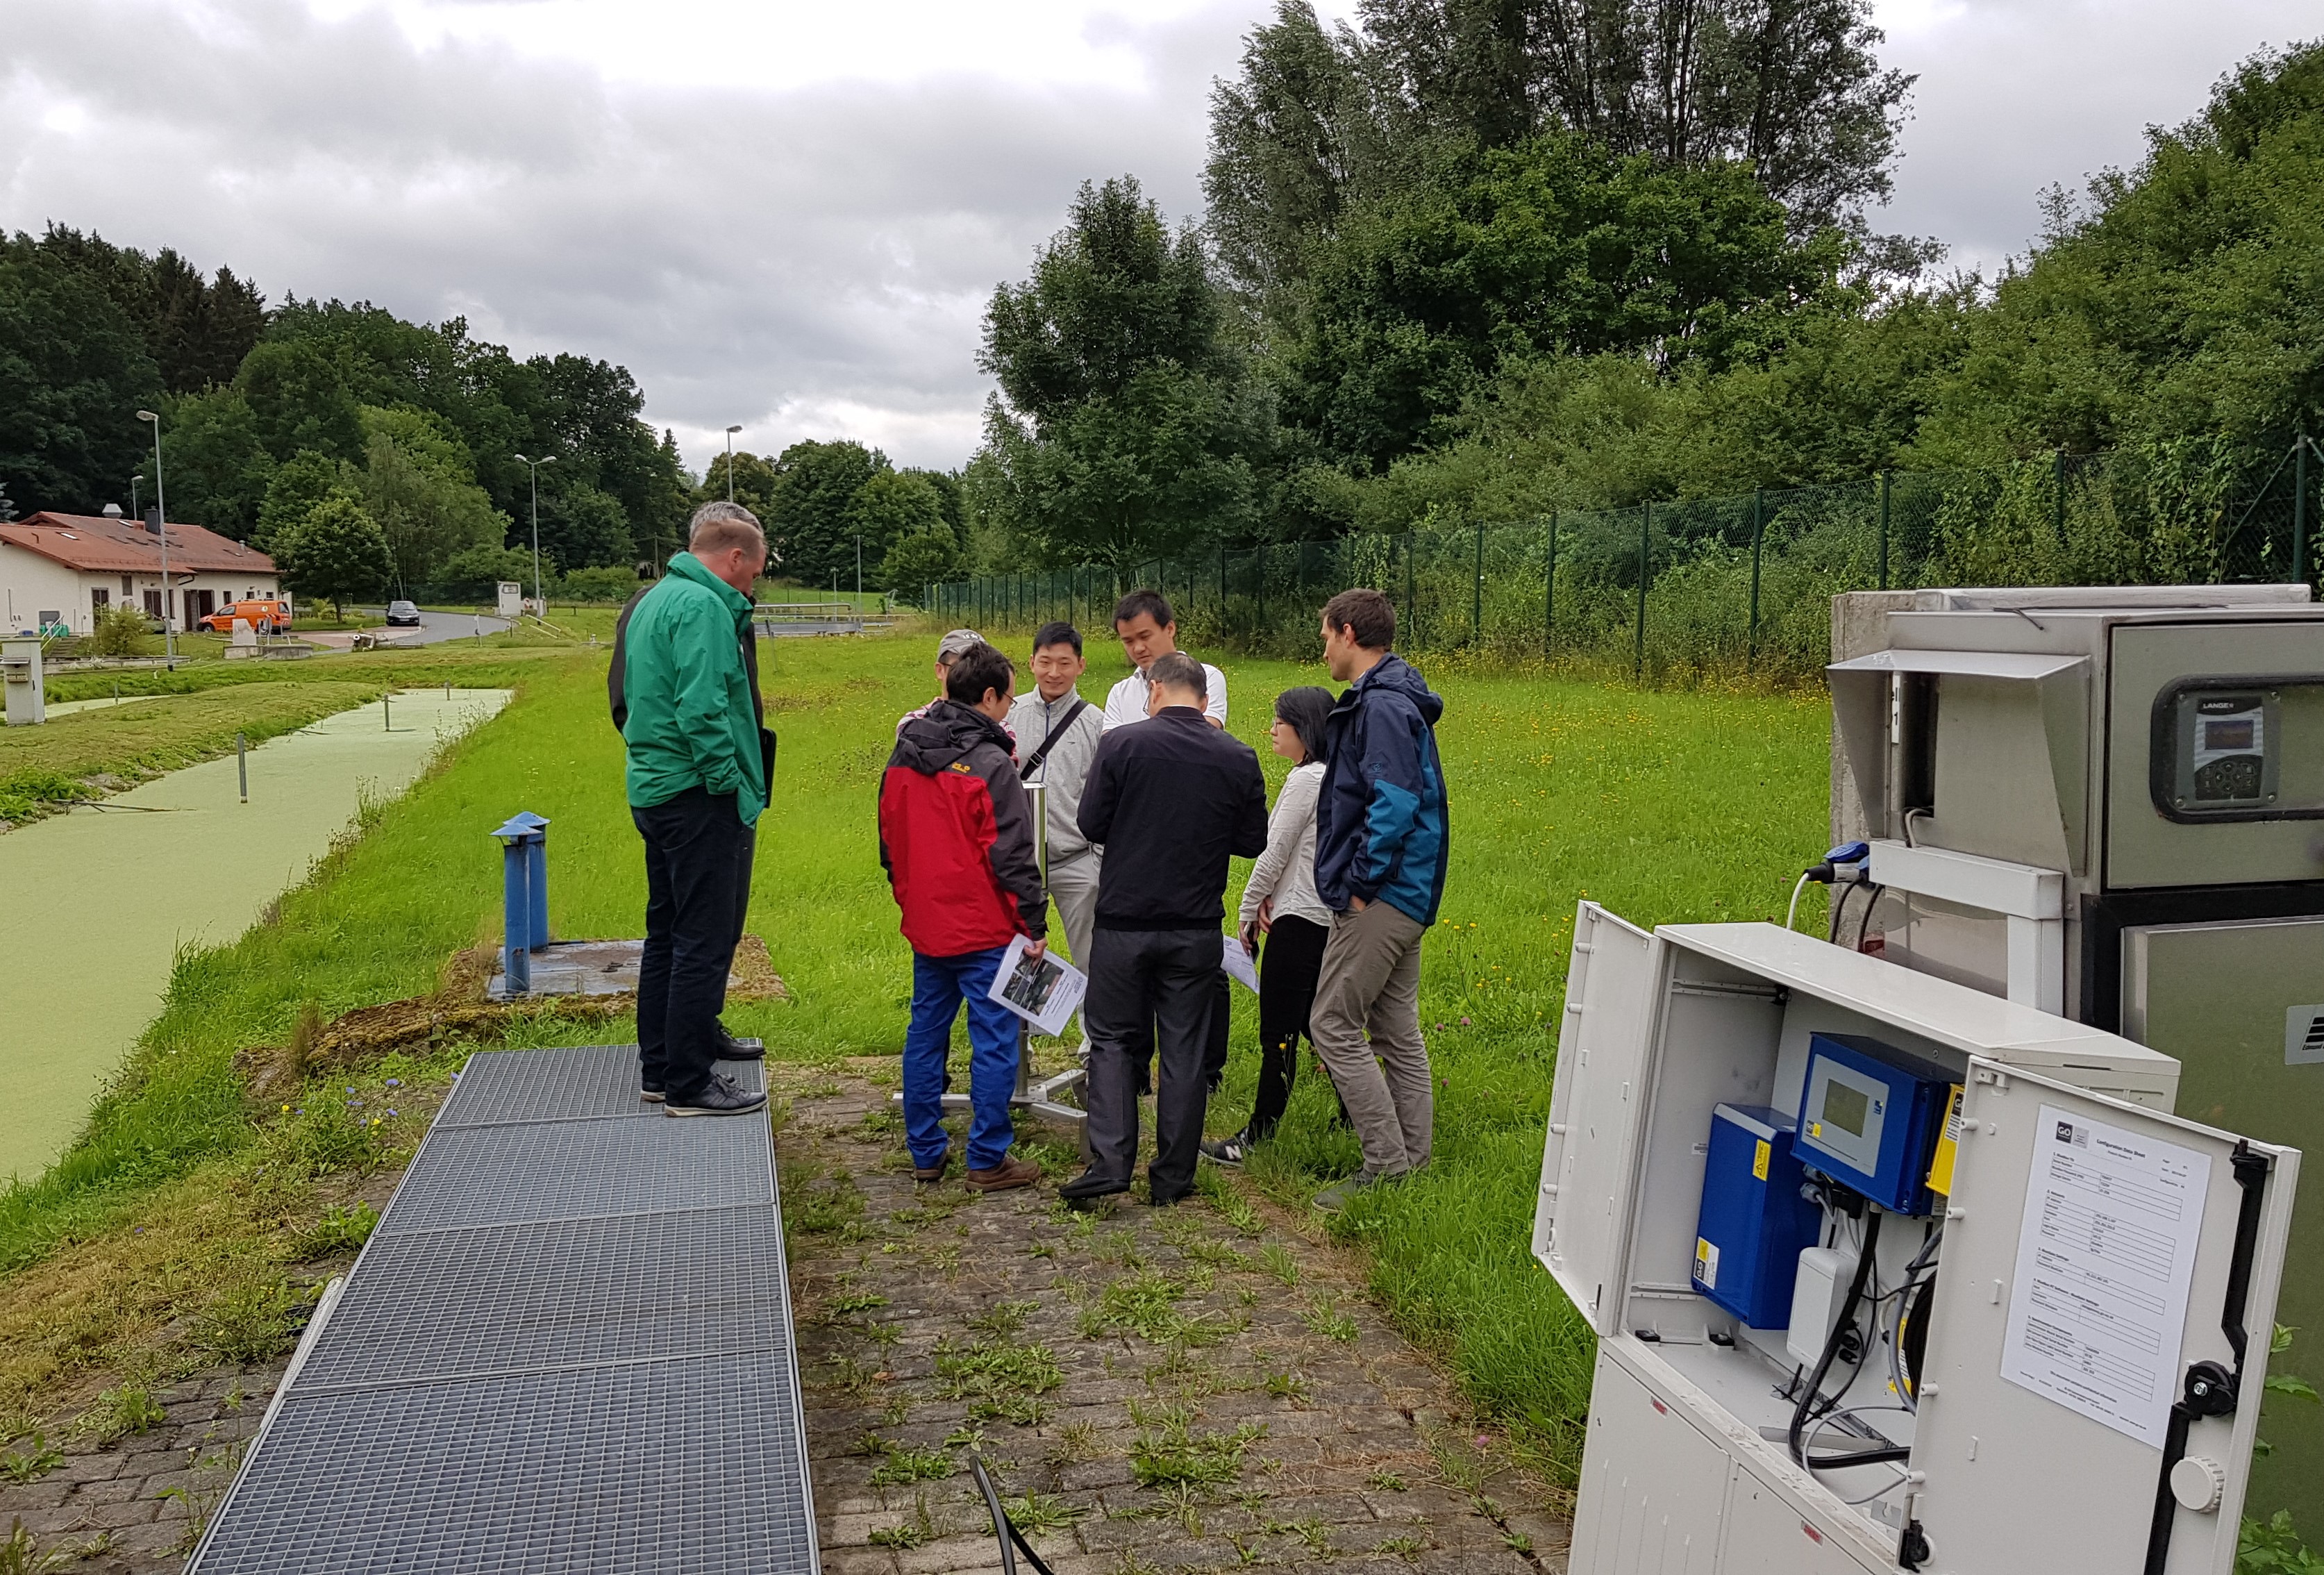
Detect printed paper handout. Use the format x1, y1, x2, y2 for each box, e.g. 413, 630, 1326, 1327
1221, 934, 1261, 994
987, 933, 1088, 1038
1998, 1103, 2211, 1447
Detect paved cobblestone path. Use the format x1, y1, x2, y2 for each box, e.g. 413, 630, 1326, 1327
783, 1067, 1569, 1575
0, 1363, 281, 1570
0, 1061, 1569, 1574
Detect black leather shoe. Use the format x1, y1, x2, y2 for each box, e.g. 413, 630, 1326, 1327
713, 1022, 765, 1060
1057, 1169, 1128, 1203
664, 1072, 769, 1117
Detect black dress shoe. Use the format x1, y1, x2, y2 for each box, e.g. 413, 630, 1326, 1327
1057, 1169, 1128, 1202
713, 1022, 765, 1060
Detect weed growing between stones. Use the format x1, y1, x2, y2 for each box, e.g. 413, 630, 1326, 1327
74, 1382, 165, 1446
933, 1336, 1063, 1424
0, 1435, 59, 1486
1304, 1297, 1360, 1342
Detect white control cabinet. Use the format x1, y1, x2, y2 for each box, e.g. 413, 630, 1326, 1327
1535, 907, 2300, 1575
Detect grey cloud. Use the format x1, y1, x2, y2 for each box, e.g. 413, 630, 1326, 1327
0, 0, 1254, 470
1875, 0, 2319, 274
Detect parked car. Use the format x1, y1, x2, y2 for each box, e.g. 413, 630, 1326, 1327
201, 598, 294, 634
385, 600, 421, 627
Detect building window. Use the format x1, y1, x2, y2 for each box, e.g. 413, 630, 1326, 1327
119, 575, 133, 594
92, 588, 108, 611
143, 590, 162, 618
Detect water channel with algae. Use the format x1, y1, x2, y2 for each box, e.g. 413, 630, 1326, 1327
0, 689, 511, 1181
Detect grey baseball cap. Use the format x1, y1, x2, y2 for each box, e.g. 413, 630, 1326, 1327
937, 628, 987, 662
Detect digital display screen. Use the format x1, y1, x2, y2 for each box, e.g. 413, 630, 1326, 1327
1821, 1078, 1870, 1138
2202, 718, 2255, 752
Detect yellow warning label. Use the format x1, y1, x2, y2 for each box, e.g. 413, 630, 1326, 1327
1693, 1238, 1718, 1288
1752, 1139, 1771, 1181
1926, 1084, 1966, 1196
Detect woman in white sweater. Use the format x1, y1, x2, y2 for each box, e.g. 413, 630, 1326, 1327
1203, 686, 1338, 1164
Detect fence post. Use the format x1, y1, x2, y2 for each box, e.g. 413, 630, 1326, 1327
2054, 449, 2068, 546
1748, 488, 1764, 674
1634, 503, 1651, 682
1471, 523, 1485, 648
2298, 433, 2311, 587
1878, 472, 1891, 591
1403, 533, 1417, 648
1544, 509, 1557, 662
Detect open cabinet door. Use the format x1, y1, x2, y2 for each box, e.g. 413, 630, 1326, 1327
1908, 1059, 2300, 1575
1535, 901, 1664, 1338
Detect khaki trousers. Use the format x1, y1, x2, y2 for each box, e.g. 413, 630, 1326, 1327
1047, 851, 1101, 1046
1309, 900, 1431, 1178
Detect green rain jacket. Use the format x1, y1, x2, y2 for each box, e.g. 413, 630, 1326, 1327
621, 552, 767, 825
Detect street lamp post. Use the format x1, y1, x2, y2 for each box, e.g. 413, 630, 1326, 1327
131, 474, 143, 524
724, 425, 743, 504
855, 533, 862, 613
514, 453, 555, 615
135, 412, 172, 662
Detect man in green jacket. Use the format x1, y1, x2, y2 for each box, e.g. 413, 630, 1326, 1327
621, 505, 771, 1117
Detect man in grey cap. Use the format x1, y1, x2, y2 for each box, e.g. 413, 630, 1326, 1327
899, 628, 991, 737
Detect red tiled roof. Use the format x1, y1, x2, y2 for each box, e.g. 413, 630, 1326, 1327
0, 512, 276, 576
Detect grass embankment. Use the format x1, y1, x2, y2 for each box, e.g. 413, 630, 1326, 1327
0, 625, 1832, 1499
0, 683, 381, 826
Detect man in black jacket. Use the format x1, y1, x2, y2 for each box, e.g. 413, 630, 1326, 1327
1061, 653, 1269, 1207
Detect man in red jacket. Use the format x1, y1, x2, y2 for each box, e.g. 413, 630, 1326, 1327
878, 642, 1046, 1192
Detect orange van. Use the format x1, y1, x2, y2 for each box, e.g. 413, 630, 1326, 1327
202, 598, 295, 633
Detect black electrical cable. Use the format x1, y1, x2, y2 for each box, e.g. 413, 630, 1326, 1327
1789, 1207, 1882, 1469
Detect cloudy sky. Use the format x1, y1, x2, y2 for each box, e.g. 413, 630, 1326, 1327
3, 0, 2316, 475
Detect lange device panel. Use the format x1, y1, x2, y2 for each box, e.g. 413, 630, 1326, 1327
2107, 622, 2324, 888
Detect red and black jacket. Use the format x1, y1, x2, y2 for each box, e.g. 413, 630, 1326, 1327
878, 701, 1046, 957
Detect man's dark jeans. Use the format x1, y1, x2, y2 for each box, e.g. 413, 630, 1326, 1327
1084, 926, 1222, 1203
634, 787, 752, 1101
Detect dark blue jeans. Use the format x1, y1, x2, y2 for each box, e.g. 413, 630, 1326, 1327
903, 947, 1020, 1172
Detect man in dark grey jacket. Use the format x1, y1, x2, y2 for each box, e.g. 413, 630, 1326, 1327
1060, 653, 1269, 1208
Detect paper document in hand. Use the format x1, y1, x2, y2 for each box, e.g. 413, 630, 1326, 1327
1220, 935, 1260, 994
987, 934, 1088, 1038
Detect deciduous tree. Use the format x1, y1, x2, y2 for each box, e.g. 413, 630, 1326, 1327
979, 177, 1270, 566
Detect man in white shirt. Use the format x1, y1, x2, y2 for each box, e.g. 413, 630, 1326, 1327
1101, 590, 1226, 731
1097, 588, 1235, 1092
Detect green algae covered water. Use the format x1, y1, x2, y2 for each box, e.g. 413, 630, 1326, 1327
0, 690, 511, 1181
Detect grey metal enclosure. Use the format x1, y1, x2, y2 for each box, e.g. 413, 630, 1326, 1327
1827, 583, 2324, 1512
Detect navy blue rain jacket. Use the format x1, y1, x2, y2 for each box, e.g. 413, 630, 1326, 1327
1313, 654, 1450, 924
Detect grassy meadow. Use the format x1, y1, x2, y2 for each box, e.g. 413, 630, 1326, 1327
0, 622, 1836, 1493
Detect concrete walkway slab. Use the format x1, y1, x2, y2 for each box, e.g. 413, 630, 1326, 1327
0, 689, 512, 1183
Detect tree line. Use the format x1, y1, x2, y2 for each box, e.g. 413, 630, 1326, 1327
0, 228, 967, 602
967, 3, 2324, 577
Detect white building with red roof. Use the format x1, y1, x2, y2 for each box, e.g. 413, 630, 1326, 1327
0, 511, 279, 635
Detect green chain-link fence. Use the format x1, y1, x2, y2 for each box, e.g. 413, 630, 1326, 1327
928, 442, 2323, 683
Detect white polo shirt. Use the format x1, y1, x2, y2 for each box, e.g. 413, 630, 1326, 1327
1102, 662, 1228, 731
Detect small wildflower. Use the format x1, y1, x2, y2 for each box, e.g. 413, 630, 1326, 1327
1460, 1016, 1471, 1026
385, 1078, 401, 1088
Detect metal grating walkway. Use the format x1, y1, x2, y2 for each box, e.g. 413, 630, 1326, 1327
188, 1044, 817, 1575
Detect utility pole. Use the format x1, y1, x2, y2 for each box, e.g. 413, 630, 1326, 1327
855, 533, 862, 612
514, 453, 555, 613
135, 411, 173, 662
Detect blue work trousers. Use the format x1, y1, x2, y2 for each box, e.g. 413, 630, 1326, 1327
903, 947, 1020, 1172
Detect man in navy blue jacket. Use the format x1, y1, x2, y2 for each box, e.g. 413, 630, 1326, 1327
1307, 589, 1450, 1212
